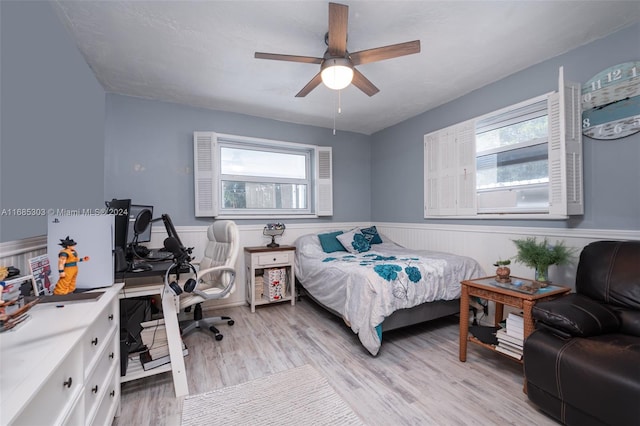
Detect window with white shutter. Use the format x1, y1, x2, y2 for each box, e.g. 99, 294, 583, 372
193, 132, 332, 218
424, 66, 583, 219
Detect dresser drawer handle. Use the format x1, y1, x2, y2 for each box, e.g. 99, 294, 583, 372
110, 390, 116, 398
108, 314, 114, 321
63, 377, 73, 388
91, 337, 99, 346
92, 385, 99, 394
109, 352, 114, 359
273, 257, 276, 261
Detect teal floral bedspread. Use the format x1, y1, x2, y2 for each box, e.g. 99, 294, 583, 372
295, 234, 485, 356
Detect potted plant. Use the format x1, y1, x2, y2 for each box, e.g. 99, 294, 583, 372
493, 259, 511, 283
512, 237, 575, 284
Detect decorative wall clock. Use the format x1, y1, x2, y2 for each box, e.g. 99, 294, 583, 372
581, 61, 640, 140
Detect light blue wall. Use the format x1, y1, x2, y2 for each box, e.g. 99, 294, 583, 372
104, 94, 371, 226
2, 2, 637, 244
371, 23, 640, 231
0, 1, 106, 242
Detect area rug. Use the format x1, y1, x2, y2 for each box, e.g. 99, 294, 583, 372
181, 364, 363, 425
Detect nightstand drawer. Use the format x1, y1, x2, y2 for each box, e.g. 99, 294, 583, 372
257, 252, 290, 266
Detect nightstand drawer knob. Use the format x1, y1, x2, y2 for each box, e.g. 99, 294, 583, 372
63, 377, 73, 388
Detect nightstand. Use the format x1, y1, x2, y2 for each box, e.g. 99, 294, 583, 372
244, 246, 296, 313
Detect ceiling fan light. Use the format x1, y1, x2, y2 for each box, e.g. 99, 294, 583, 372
321, 58, 354, 90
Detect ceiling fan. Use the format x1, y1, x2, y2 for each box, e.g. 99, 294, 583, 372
254, 2, 421, 97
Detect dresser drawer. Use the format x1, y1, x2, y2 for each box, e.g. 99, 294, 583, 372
257, 252, 291, 266
90, 370, 119, 426
14, 348, 83, 425
83, 302, 117, 367
85, 331, 118, 420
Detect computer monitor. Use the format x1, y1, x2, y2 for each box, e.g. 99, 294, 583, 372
108, 198, 132, 251
127, 205, 153, 244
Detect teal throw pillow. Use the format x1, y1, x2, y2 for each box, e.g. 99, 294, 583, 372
318, 231, 346, 253
337, 229, 371, 254
360, 226, 383, 244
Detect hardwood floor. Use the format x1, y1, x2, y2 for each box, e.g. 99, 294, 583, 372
114, 299, 558, 425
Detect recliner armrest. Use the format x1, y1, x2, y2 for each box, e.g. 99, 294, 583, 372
532, 293, 620, 337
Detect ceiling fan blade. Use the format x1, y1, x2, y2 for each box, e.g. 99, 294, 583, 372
350, 40, 421, 66
328, 2, 348, 56
295, 72, 323, 97
255, 52, 322, 64
351, 69, 379, 97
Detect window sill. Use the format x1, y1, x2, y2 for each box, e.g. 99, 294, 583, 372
426, 213, 570, 220
215, 214, 320, 220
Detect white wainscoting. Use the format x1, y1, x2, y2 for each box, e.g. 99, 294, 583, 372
375, 223, 640, 291
3, 223, 638, 311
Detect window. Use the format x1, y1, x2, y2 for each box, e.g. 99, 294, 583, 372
475, 96, 550, 213
424, 67, 583, 218
193, 132, 332, 218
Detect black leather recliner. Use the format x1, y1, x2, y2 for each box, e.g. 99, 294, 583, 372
523, 240, 640, 426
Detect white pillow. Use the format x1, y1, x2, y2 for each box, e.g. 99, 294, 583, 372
336, 229, 371, 254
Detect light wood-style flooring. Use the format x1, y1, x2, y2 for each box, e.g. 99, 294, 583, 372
114, 299, 558, 425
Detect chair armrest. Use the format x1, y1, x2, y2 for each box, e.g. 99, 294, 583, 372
197, 265, 235, 277
532, 293, 620, 337
192, 266, 236, 300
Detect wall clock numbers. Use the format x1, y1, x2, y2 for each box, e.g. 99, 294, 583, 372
581, 61, 640, 140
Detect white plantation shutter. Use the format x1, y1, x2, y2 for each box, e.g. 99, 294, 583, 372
193, 131, 218, 217
424, 120, 476, 217
424, 132, 440, 217
456, 121, 477, 215
547, 92, 565, 215
315, 146, 333, 216
562, 76, 584, 215
549, 67, 584, 216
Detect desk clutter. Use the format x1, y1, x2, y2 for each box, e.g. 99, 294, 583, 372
0, 297, 38, 332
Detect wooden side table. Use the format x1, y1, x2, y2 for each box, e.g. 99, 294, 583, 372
459, 276, 570, 362
244, 245, 296, 313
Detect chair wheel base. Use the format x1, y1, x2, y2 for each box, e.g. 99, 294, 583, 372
228, 320, 235, 326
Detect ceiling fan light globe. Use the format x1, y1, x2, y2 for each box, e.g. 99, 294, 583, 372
321, 58, 354, 90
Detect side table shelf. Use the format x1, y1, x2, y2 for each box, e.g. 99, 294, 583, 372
459, 276, 571, 363
244, 245, 296, 313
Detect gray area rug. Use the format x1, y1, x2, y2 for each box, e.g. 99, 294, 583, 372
181, 364, 363, 425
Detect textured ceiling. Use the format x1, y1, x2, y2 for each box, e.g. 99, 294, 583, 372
52, 1, 640, 135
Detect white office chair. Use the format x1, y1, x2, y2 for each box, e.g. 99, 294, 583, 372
178, 220, 240, 341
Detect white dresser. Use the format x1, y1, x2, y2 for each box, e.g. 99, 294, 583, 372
0, 283, 123, 425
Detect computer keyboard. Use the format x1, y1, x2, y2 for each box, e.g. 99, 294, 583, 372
146, 248, 172, 260
130, 261, 152, 272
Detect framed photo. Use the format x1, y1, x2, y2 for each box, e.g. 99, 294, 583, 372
29, 254, 54, 296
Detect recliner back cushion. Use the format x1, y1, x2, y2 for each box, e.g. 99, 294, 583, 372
575, 241, 640, 311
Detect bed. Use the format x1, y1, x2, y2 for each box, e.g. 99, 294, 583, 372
294, 227, 485, 355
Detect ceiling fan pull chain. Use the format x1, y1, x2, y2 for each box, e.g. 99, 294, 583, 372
333, 94, 337, 135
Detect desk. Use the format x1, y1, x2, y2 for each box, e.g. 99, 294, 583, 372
118, 262, 189, 398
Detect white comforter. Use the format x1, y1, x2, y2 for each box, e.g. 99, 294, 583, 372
294, 233, 485, 355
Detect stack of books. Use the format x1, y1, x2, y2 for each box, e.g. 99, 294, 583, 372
496, 312, 524, 360
138, 318, 188, 371
255, 275, 264, 300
